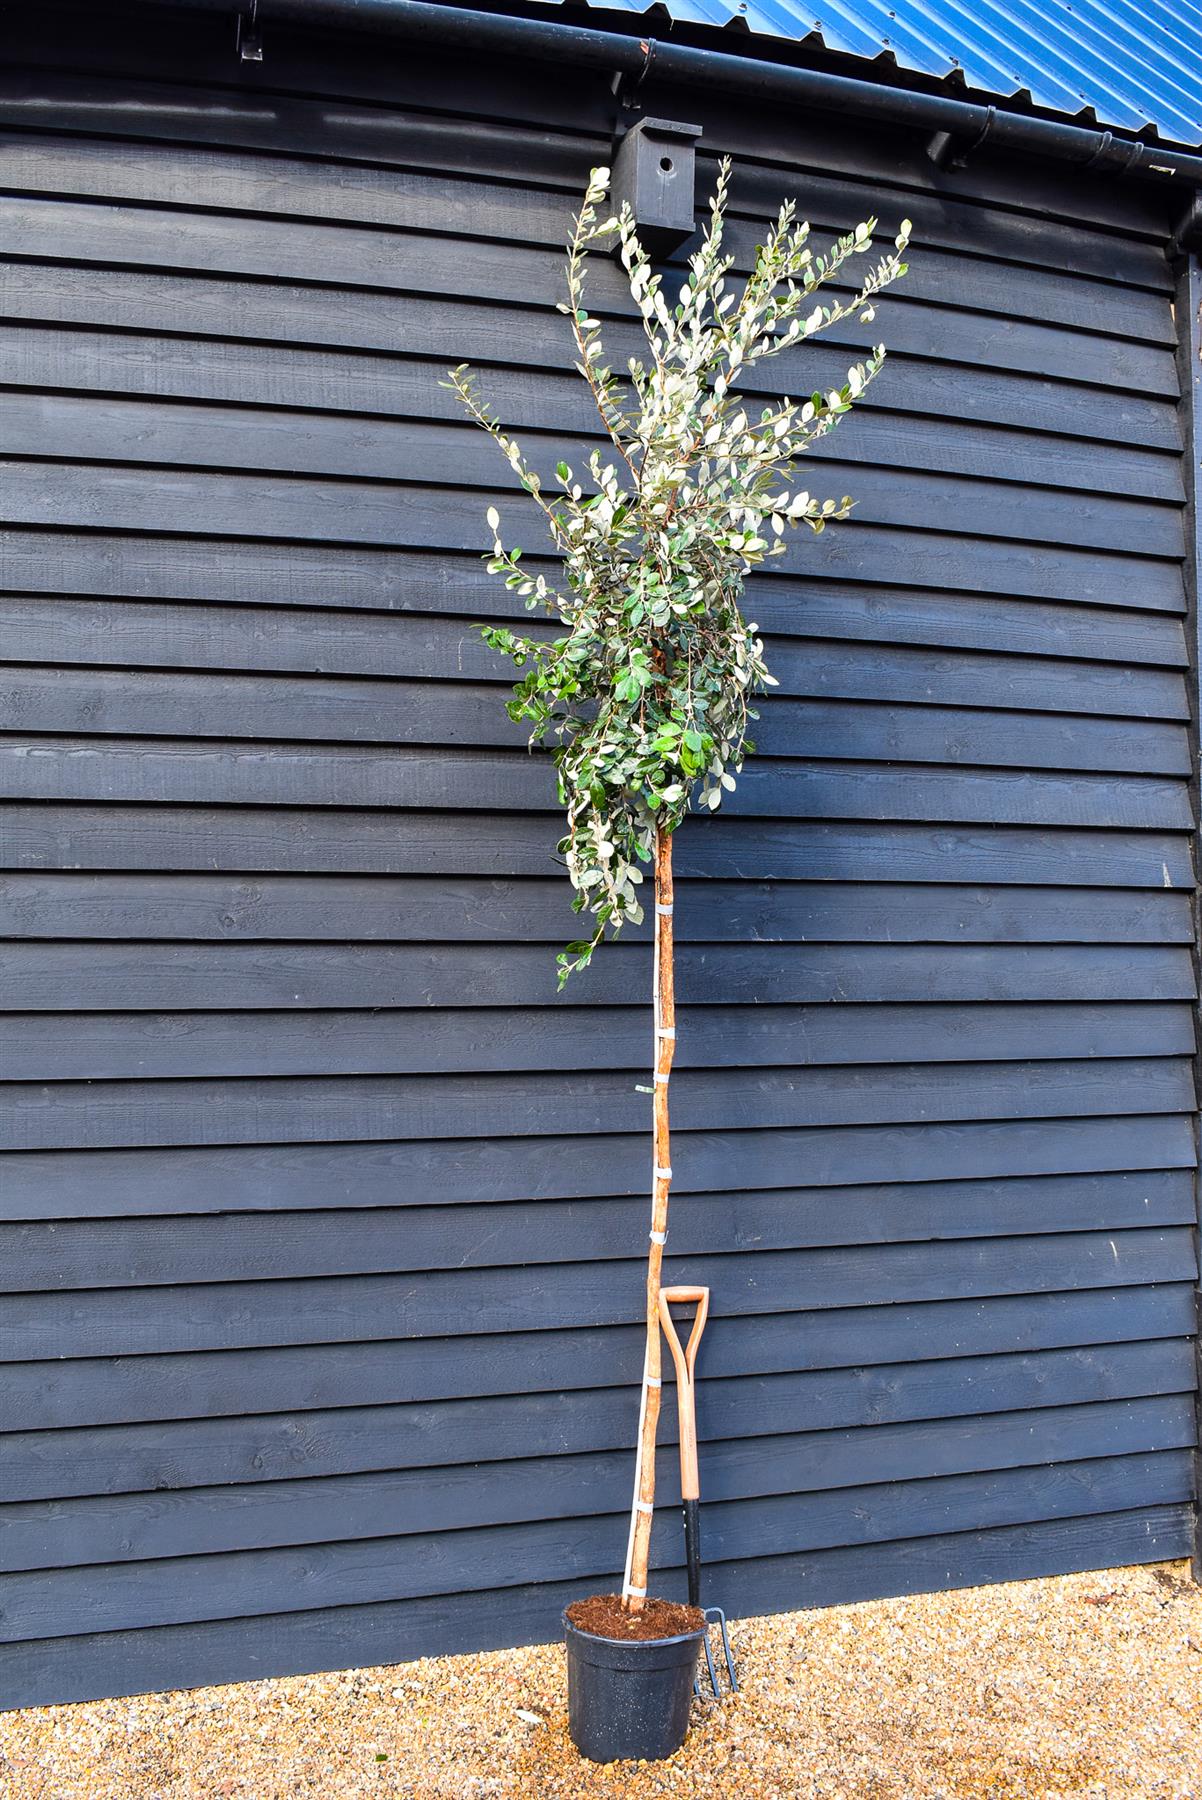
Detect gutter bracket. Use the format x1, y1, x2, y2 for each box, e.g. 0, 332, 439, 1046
1082, 129, 1116, 171
612, 35, 657, 117
236, 0, 264, 62
925, 104, 996, 170
610, 115, 703, 259
1082, 131, 1144, 177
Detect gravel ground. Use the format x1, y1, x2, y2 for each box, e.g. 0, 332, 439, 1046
2, 1561, 1199, 1799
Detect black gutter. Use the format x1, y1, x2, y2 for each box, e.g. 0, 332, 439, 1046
128, 0, 1202, 191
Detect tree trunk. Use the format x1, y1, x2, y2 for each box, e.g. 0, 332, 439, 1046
621, 823, 675, 1612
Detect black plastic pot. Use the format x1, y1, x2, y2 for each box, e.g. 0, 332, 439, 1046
564, 1611, 706, 1762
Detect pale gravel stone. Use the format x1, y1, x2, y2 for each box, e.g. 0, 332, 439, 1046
1, 1561, 1199, 1799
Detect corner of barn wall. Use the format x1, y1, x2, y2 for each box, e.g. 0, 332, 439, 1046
1171, 246, 1202, 1581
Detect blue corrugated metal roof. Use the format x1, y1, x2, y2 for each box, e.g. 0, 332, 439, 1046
540, 0, 1202, 146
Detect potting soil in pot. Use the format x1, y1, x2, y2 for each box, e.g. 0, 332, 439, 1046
566, 1595, 705, 1641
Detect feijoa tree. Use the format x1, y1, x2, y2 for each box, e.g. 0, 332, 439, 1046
450, 160, 909, 1612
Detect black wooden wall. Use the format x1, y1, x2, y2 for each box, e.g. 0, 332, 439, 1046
0, 8, 1198, 1707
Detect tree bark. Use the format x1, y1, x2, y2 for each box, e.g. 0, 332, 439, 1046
621, 823, 675, 1611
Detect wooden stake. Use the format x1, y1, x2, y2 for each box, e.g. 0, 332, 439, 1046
621, 824, 675, 1612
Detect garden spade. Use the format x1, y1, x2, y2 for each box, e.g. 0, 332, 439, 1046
658, 1285, 738, 1696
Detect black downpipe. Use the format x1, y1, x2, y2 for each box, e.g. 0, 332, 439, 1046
125, 0, 1202, 192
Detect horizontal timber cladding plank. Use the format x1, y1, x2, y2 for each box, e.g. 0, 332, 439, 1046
5, 1291, 1194, 1440
2, 739, 1188, 828
0, 874, 1191, 946
0, 64, 1168, 236
1, 380, 1185, 508
0, 536, 1179, 630
687, 92, 1173, 235
0, 1505, 1190, 1711
2, 1397, 1194, 1574
6, 1335, 1193, 1495
2, 331, 1184, 506
3, 1114, 1189, 1222
4, 944, 1191, 1011
2, 1233, 1193, 1360
0, 467, 1185, 590
3, 598, 1184, 714
23, 195, 1166, 376
435, 449, 1156, 547
8, 1002, 1192, 1085
355, 218, 1185, 368
0, 188, 1172, 355
0, 535, 1190, 640
5, 1170, 1192, 1289
0, 81, 607, 189
2, 415, 1183, 563
6, 687, 1192, 783
763, 593, 1190, 669
466, 454, 1172, 563
0, 1451, 1189, 1642
6, 322, 1171, 473
0, 301, 1067, 453
721, 161, 1173, 299
8, 1278, 1194, 1444
3, 1060, 1193, 1152
0, 291, 1180, 454
0, 128, 1173, 304
0, 1137, 1191, 1237
3, 807, 1193, 886
1, 677, 1190, 776
3, 606, 1188, 720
